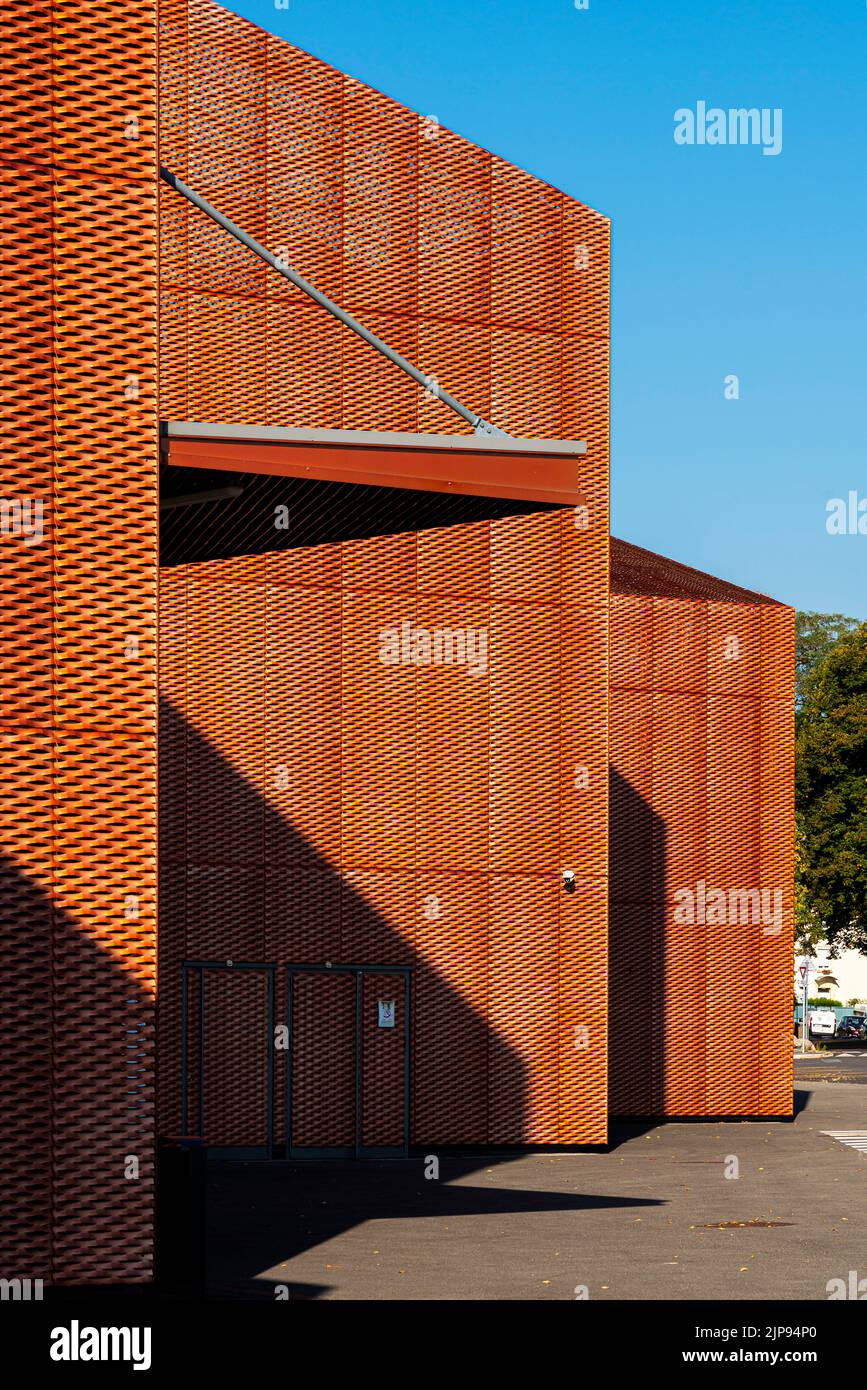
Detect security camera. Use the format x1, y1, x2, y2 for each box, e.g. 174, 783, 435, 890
562, 869, 576, 894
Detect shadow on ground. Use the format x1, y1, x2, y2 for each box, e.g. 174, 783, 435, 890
205, 1151, 665, 1299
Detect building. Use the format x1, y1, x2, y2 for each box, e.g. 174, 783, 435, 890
797, 943, 867, 1009
1, 0, 793, 1287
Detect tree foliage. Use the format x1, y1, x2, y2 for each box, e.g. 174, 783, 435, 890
794, 816, 824, 954
796, 621, 867, 952
796, 611, 860, 714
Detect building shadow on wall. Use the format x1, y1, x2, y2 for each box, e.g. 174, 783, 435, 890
159, 699, 663, 1298
609, 766, 798, 1123
608, 768, 665, 1118
0, 748, 664, 1298
0, 851, 154, 1290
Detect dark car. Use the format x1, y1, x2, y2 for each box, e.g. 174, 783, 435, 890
837, 1015, 867, 1039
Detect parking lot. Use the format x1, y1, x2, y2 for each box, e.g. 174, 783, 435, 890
205, 1076, 867, 1300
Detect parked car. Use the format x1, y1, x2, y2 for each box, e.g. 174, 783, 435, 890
837, 1015, 867, 1039
808, 1009, 837, 1037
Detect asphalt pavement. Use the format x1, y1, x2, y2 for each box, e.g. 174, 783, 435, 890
795, 1049, 867, 1083
206, 1075, 867, 1300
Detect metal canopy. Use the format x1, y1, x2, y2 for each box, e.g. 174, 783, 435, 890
162, 422, 588, 507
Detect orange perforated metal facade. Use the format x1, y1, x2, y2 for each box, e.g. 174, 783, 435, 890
0, 0, 795, 1290
153, 0, 613, 1156
158, 507, 610, 1149
157, 0, 611, 507
608, 540, 794, 1117
1, 2, 157, 1284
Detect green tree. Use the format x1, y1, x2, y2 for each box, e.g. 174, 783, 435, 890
796, 621, 867, 952
794, 815, 824, 954
796, 611, 860, 714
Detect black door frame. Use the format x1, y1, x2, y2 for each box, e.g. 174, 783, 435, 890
286, 963, 412, 1159
180, 960, 276, 1156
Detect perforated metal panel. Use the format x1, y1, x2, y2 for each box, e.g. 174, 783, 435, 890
158, 509, 610, 1147
1, 1, 157, 1284
608, 540, 794, 1118
182, 966, 272, 1147
153, 1, 612, 1153
290, 973, 356, 1149
157, 0, 611, 499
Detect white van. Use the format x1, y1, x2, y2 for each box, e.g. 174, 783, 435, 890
809, 1009, 837, 1037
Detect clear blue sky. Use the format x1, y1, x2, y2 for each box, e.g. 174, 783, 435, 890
231, 0, 866, 617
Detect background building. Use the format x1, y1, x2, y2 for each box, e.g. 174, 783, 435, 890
797, 943, 867, 1009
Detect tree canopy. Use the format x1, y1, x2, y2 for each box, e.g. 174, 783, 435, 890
795, 611, 861, 713
796, 620, 867, 952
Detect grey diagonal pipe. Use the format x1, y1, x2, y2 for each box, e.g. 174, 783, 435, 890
159, 165, 508, 438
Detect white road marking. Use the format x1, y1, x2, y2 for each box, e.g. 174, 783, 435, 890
821, 1131, 867, 1154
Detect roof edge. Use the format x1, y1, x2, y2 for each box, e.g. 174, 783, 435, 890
611, 536, 787, 607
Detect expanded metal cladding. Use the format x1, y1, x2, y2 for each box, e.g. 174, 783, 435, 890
156, 0, 612, 1148
157, 0, 611, 497
1, 3, 157, 1283
0, 0, 793, 1289
159, 508, 611, 1147
608, 540, 794, 1117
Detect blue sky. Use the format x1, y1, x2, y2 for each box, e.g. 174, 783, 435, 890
231, 0, 866, 617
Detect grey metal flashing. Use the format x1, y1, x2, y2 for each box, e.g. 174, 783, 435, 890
162, 420, 587, 457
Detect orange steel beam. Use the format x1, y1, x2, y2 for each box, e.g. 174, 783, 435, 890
162, 432, 587, 506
